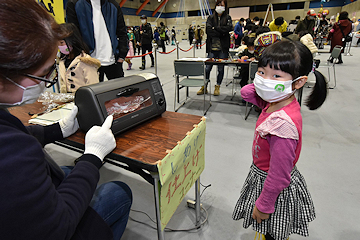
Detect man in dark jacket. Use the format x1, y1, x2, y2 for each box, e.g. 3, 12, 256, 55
197, 0, 233, 96
188, 24, 195, 45
66, 0, 128, 81
139, 15, 154, 70
295, 9, 316, 37
134, 26, 141, 55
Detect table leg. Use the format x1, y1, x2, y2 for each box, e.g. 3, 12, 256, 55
195, 177, 201, 226
152, 173, 165, 240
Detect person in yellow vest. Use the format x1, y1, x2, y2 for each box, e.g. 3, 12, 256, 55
159, 22, 166, 53
269, 17, 288, 33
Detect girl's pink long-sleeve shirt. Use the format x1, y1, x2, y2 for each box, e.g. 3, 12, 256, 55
241, 84, 303, 214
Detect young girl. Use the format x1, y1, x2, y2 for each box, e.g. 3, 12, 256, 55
58, 23, 101, 93
232, 40, 328, 240
125, 27, 135, 70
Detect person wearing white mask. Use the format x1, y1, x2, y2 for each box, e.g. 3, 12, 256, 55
139, 15, 155, 70
0, 1, 132, 239
233, 40, 327, 240
197, 0, 233, 96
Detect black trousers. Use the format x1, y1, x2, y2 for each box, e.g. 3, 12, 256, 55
98, 62, 124, 82
160, 39, 166, 53
141, 44, 154, 67
196, 39, 202, 49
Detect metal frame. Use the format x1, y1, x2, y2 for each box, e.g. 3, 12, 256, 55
245, 61, 258, 120
174, 60, 212, 115
317, 45, 342, 89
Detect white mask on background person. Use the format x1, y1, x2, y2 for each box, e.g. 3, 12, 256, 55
141, 19, 146, 24
254, 73, 301, 103
0, 77, 46, 106
215, 6, 225, 15
248, 50, 254, 54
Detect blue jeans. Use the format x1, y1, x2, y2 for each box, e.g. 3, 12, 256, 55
205, 51, 228, 85
61, 166, 132, 240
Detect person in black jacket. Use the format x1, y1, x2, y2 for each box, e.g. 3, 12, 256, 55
66, 0, 129, 81
134, 26, 141, 55
197, 0, 233, 96
0, 1, 132, 239
139, 15, 155, 70
188, 24, 195, 45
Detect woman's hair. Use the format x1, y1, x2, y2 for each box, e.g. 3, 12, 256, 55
339, 11, 349, 20
215, 0, 227, 9
258, 40, 328, 110
0, 0, 68, 80
60, 23, 90, 58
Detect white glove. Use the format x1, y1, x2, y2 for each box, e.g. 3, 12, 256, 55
59, 106, 79, 138
84, 115, 116, 161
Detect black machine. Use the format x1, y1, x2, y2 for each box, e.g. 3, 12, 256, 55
75, 73, 166, 135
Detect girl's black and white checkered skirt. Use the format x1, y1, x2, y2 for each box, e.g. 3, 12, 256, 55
232, 163, 316, 240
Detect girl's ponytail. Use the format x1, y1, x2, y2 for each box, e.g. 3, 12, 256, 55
305, 70, 328, 110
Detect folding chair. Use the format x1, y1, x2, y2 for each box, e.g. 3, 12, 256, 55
245, 61, 258, 120
225, 50, 239, 87
316, 45, 342, 89
174, 60, 211, 115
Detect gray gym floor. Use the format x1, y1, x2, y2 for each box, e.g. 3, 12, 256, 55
46, 41, 360, 240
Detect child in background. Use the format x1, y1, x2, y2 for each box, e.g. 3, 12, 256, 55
58, 23, 100, 93
233, 40, 328, 240
125, 27, 135, 70
238, 36, 256, 88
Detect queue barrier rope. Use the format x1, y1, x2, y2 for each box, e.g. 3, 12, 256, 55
126, 51, 153, 59
159, 48, 177, 54
178, 45, 194, 52
126, 42, 206, 58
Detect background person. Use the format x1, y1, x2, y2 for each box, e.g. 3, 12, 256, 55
188, 24, 195, 45
197, 0, 233, 96
269, 17, 288, 33
295, 9, 317, 36
327, 11, 352, 64
139, 15, 154, 70
159, 22, 166, 52
234, 18, 244, 48
66, 0, 128, 82
195, 25, 204, 49
58, 23, 101, 93
0, 0, 132, 239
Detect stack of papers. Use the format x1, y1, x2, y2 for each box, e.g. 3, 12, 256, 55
28, 102, 74, 126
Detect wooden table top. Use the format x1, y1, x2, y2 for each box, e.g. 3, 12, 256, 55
8, 102, 202, 168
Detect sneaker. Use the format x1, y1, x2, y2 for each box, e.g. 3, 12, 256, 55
139, 66, 145, 70
214, 85, 220, 96
127, 63, 132, 70
197, 86, 208, 95
150, 64, 154, 68
335, 60, 343, 64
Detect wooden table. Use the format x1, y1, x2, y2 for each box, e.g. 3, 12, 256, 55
8, 102, 203, 240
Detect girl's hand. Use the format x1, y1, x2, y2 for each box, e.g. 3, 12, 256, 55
252, 205, 270, 223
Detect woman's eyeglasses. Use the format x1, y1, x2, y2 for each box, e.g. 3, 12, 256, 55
23, 63, 58, 88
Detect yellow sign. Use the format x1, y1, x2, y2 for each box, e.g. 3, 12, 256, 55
157, 118, 206, 231
38, 0, 65, 24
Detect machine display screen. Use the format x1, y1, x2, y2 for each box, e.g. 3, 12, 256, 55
105, 89, 153, 120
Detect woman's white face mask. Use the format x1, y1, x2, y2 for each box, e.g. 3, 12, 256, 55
215, 6, 225, 15
254, 73, 301, 103
0, 77, 46, 106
